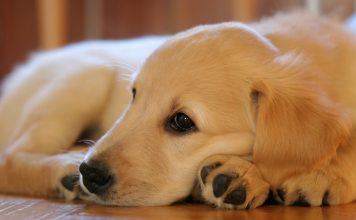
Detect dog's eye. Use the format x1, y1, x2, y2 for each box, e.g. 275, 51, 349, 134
168, 113, 196, 133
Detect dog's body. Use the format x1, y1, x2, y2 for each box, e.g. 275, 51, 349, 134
1, 12, 356, 208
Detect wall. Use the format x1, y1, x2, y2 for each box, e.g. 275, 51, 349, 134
0, 0, 354, 80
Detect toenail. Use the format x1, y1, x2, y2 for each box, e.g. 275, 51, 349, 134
322, 191, 330, 206
276, 188, 286, 203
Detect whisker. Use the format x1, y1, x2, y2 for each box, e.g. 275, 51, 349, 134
109, 60, 136, 72
104, 60, 138, 82
76, 139, 96, 147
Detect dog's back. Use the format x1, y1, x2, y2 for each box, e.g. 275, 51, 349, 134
0, 37, 166, 150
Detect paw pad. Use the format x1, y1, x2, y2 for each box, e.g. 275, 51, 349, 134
200, 162, 221, 184
292, 194, 310, 207
61, 174, 79, 191
224, 186, 247, 205
212, 174, 233, 197
198, 155, 270, 209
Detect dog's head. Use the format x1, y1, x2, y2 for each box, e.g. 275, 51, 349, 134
79, 23, 349, 206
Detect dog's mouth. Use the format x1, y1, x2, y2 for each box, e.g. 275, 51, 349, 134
77, 172, 201, 206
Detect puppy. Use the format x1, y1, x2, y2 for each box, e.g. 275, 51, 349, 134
1, 12, 356, 209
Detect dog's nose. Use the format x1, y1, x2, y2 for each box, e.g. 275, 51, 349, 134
79, 161, 113, 194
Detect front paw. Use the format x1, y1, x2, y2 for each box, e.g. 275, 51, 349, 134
274, 170, 353, 206
198, 155, 270, 209
52, 152, 88, 201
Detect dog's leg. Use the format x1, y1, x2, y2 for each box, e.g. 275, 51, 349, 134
273, 139, 356, 206
197, 155, 270, 209
0, 67, 117, 199
4, 66, 116, 154
0, 149, 86, 199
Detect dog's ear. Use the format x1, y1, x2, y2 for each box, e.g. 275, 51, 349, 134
251, 53, 350, 178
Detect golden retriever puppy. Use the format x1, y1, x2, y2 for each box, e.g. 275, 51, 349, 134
1, 12, 356, 209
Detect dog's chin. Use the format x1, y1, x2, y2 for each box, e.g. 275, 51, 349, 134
78, 176, 184, 206
84, 193, 117, 206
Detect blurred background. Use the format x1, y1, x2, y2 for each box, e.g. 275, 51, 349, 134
1, 0, 355, 80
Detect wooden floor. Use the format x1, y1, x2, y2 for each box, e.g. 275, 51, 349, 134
1, 194, 356, 220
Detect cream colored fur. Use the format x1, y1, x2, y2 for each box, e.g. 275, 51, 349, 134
1, 12, 356, 209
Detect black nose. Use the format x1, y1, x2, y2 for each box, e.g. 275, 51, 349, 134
79, 161, 113, 194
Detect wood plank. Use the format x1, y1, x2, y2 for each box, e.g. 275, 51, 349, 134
0, 194, 356, 220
